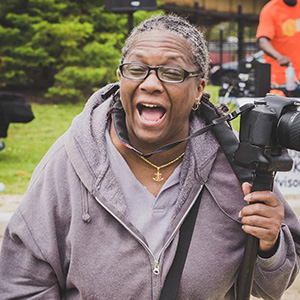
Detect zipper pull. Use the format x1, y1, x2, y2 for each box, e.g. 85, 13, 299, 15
153, 260, 160, 275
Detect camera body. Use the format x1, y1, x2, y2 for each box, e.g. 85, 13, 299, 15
234, 94, 300, 172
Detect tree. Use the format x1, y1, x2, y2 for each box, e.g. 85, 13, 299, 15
0, 0, 162, 102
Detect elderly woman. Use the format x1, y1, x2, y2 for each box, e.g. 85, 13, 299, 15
0, 15, 300, 300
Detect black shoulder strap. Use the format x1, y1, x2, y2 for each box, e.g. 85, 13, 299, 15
199, 99, 253, 184
159, 189, 203, 300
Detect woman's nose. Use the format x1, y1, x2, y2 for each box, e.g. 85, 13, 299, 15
140, 70, 164, 93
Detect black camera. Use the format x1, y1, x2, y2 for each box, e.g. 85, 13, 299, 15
234, 94, 300, 172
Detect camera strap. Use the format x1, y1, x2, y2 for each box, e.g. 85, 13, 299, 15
103, 83, 253, 160
110, 91, 253, 160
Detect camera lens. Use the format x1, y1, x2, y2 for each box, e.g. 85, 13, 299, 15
277, 110, 300, 151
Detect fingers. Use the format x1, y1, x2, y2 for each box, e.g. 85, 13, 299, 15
240, 211, 282, 234
239, 182, 284, 252
242, 183, 282, 207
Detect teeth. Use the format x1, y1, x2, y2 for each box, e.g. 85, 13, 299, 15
142, 103, 159, 108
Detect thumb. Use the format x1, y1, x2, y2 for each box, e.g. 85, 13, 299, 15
242, 182, 252, 197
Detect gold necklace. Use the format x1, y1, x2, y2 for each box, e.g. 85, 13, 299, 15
138, 152, 185, 182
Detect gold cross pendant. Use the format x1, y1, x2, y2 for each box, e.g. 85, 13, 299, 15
153, 170, 164, 182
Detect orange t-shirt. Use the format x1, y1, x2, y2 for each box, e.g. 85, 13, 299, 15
256, 0, 300, 84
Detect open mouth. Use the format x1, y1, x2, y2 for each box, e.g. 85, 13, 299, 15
137, 103, 166, 123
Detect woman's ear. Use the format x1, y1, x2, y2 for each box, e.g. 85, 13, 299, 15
196, 78, 206, 101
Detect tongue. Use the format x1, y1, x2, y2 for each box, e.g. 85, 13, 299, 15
141, 107, 165, 122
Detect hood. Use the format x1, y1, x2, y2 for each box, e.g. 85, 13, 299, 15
63, 83, 241, 223
64, 84, 122, 198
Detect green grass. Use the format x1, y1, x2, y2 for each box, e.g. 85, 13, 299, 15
0, 102, 85, 194
0, 85, 239, 195
204, 85, 220, 103
205, 85, 240, 131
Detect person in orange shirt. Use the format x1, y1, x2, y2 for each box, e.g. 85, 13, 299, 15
256, 0, 300, 86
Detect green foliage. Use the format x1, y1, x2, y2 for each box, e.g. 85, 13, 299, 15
0, 0, 163, 102
45, 66, 107, 102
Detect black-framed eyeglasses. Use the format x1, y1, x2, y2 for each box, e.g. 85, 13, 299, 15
118, 63, 201, 83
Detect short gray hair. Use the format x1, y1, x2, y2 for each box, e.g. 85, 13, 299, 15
121, 14, 210, 79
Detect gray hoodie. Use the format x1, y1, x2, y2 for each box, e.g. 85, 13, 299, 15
0, 84, 300, 300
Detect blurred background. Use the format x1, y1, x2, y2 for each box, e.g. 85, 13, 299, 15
0, 0, 293, 195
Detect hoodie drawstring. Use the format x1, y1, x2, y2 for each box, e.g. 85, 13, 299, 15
81, 184, 92, 223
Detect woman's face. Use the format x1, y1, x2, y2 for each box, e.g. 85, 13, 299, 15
119, 30, 205, 152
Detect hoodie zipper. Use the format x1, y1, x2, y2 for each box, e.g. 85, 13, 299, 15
95, 186, 202, 276
95, 196, 159, 274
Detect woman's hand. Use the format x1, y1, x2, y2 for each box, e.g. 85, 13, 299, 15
239, 182, 284, 253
